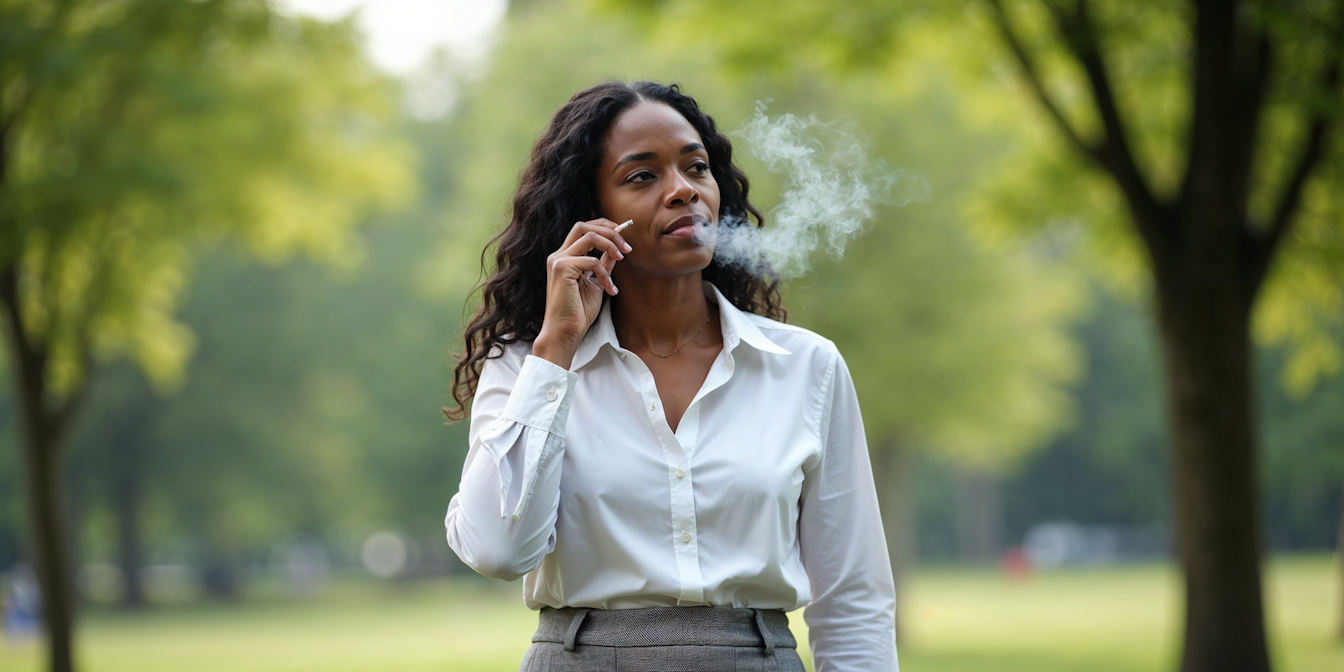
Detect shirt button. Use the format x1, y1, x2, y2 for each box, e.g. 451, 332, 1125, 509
681, 532, 691, 543
545, 389, 557, 402
675, 468, 685, 479
619, 352, 627, 360
650, 403, 657, 411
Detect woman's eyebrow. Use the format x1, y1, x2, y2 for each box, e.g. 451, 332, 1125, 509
613, 151, 657, 172
612, 143, 706, 173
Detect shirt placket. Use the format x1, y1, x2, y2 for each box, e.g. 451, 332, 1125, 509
621, 337, 746, 606
619, 348, 706, 605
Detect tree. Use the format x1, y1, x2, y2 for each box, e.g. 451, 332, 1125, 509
971, 5, 1343, 670
55, 106, 473, 606
601, 1, 1344, 669
0, 1, 412, 669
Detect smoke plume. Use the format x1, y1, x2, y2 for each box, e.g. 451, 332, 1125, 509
697, 104, 930, 278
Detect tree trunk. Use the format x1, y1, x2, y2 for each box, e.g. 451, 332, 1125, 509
2, 272, 78, 672
19, 415, 76, 672
953, 467, 1002, 564
111, 434, 146, 608
1155, 270, 1270, 672
871, 440, 916, 641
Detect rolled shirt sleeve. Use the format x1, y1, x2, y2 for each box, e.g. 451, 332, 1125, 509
799, 349, 899, 671
445, 349, 576, 581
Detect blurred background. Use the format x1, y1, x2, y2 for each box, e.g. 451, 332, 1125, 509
1, 1, 1341, 671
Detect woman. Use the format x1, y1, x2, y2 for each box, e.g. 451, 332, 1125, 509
444, 81, 896, 672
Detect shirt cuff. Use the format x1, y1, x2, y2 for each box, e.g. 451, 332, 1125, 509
500, 354, 578, 437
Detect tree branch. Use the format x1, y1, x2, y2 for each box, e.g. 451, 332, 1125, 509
0, 263, 32, 361
1252, 30, 1343, 288
985, 0, 1096, 157
0, 0, 78, 175
1046, 0, 1166, 247
2, 256, 94, 448
0, 262, 56, 437
1243, 26, 1274, 164
1, 1, 79, 265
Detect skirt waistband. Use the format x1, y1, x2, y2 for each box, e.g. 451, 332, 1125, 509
533, 606, 797, 653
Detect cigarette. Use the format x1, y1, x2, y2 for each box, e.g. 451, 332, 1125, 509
614, 220, 632, 233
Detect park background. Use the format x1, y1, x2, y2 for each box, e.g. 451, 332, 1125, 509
1, 0, 1342, 671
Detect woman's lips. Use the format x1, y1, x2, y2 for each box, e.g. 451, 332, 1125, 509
663, 214, 706, 239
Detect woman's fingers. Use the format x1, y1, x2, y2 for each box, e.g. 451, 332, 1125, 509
599, 245, 619, 275
561, 219, 633, 253
564, 230, 625, 262
565, 256, 616, 295
547, 219, 630, 300
549, 251, 615, 293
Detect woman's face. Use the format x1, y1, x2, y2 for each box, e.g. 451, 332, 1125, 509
596, 102, 719, 281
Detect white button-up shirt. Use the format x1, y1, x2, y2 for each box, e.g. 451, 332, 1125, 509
445, 282, 897, 671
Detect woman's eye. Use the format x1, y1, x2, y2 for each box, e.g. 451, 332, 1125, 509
626, 171, 654, 184
688, 162, 709, 174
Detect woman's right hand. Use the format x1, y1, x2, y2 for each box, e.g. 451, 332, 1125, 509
532, 218, 632, 369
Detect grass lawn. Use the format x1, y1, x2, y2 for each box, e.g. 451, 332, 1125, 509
0, 556, 1338, 671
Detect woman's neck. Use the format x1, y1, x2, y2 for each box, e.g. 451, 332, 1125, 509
610, 270, 716, 353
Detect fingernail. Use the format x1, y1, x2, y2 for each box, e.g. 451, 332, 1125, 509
612, 285, 619, 294
622, 243, 632, 252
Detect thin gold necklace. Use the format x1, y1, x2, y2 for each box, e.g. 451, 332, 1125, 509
625, 315, 711, 358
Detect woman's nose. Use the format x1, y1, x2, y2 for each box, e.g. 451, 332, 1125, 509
664, 173, 699, 207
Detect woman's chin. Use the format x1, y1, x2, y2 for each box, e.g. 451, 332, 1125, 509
674, 247, 716, 272
624, 249, 715, 280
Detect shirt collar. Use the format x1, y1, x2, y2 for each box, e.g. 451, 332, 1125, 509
570, 300, 618, 372
706, 281, 792, 358
569, 281, 790, 372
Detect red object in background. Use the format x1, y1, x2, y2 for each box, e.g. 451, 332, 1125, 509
1000, 546, 1032, 582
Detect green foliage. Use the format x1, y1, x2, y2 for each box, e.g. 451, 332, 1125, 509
61, 107, 475, 567
0, 0, 415, 392
589, 0, 930, 74
1256, 208, 1344, 395
66, 216, 466, 566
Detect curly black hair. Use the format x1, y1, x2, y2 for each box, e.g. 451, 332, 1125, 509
446, 81, 784, 421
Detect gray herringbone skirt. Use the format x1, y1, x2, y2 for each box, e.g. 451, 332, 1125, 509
519, 605, 805, 672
